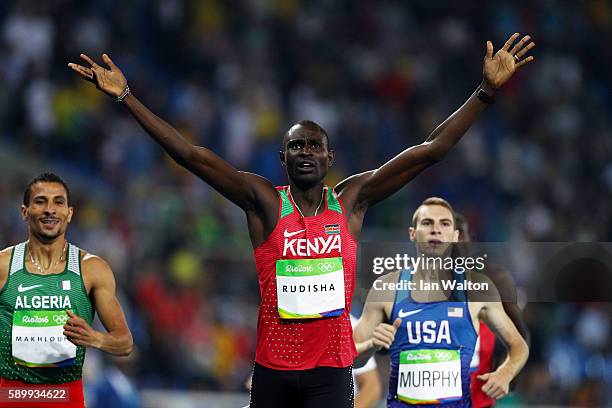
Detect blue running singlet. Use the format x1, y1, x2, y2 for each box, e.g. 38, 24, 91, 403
387, 269, 478, 407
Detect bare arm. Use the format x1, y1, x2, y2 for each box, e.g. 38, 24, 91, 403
478, 302, 529, 399
353, 274, 401, 367
337, 34, 535, 212
470, 273, 529, 400
63, 254, 133, 356
68, 54, 277, 213
0, 247, 12, 291
355, 369, 382, 408
120, 94, 276, 210
487, 265, 530, 344
500, 302, 529, 345
353, 297, 386, 356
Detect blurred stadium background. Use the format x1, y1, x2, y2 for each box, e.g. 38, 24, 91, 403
1, 0, 611, 406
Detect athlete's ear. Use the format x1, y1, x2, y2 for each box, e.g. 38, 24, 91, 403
452, 228, 459, 243
328, 149, 335, 167
279, 150, 286, 166
67, 206, 74, 224
408, 226, 416, 241
20, 205, 27, 221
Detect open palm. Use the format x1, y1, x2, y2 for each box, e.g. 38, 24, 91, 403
68, 53, 127, 98
483, 33, 535, 89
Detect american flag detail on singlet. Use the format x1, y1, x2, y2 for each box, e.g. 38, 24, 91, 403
253, 186, 357, 370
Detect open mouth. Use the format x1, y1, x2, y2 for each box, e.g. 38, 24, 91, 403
296, 161, 315, 171
40, 218, 60, 229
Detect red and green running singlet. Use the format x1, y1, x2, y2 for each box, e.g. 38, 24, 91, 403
254, 186, 357, 370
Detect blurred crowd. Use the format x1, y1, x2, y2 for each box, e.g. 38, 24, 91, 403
0, 0, 611, 406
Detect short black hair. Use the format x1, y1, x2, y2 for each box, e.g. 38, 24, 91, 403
283, 120, 330, 150
23, 173, 71, 206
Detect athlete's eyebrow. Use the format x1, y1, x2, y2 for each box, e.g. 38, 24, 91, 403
33, 194, 67, 201
420, 217, 453, 223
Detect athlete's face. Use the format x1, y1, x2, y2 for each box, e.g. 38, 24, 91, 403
409, 205, 459, 257
280, 124, 334, 188
21, 182, 73, 243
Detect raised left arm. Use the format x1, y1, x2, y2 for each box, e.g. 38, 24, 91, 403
341, 33, 535, 210
63, 255, 133, 356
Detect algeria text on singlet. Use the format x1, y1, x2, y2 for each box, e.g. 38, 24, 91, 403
0, 242, 94, 383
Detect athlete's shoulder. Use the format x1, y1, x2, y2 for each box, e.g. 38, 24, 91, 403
482, 263, 517, 301
239, 171, 274, 183
79, 251, 116, 292
368, 269, 401, 289
0, 246, 15, 287
465, 270, 500, 302
0, 246, 14, 259
365, 270, 401, 305
334, 171, 373, 195
80, 250, 113, 276
239, 172, 277, 196
0, 246, 14, 273
333, 171, 376, 216
237, 172, 280, 215
378, 269, 401, 284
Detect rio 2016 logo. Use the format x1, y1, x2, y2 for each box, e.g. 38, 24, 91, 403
435, 351, 454, 361
53, 314, 69, 325
318, 262, 336, 272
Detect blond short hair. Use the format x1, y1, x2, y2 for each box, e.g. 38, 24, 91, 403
411, 197, 455, 227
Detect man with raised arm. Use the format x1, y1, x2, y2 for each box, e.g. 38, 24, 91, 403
69, 33, 534, 407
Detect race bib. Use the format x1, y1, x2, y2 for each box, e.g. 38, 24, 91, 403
397, 349, 462, 404
12, 310, 76, 367
276, 257, 345, 319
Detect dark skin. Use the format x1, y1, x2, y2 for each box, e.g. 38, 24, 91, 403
68, 34, 535, 247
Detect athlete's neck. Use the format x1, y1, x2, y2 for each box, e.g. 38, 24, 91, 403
411, 265, 454, 302
27, 235, 67, 269
412, 265, 453, 282
288, 183, 326, 216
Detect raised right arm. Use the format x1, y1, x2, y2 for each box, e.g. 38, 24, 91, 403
120, 93, 273, 209
68, 54, 277, 212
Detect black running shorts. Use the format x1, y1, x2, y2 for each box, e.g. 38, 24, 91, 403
249, 362, 354, 408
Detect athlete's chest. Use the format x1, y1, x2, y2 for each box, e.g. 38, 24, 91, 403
2, 274, 83, 311
273, 212, 347, 258
394, 302, 472, 346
